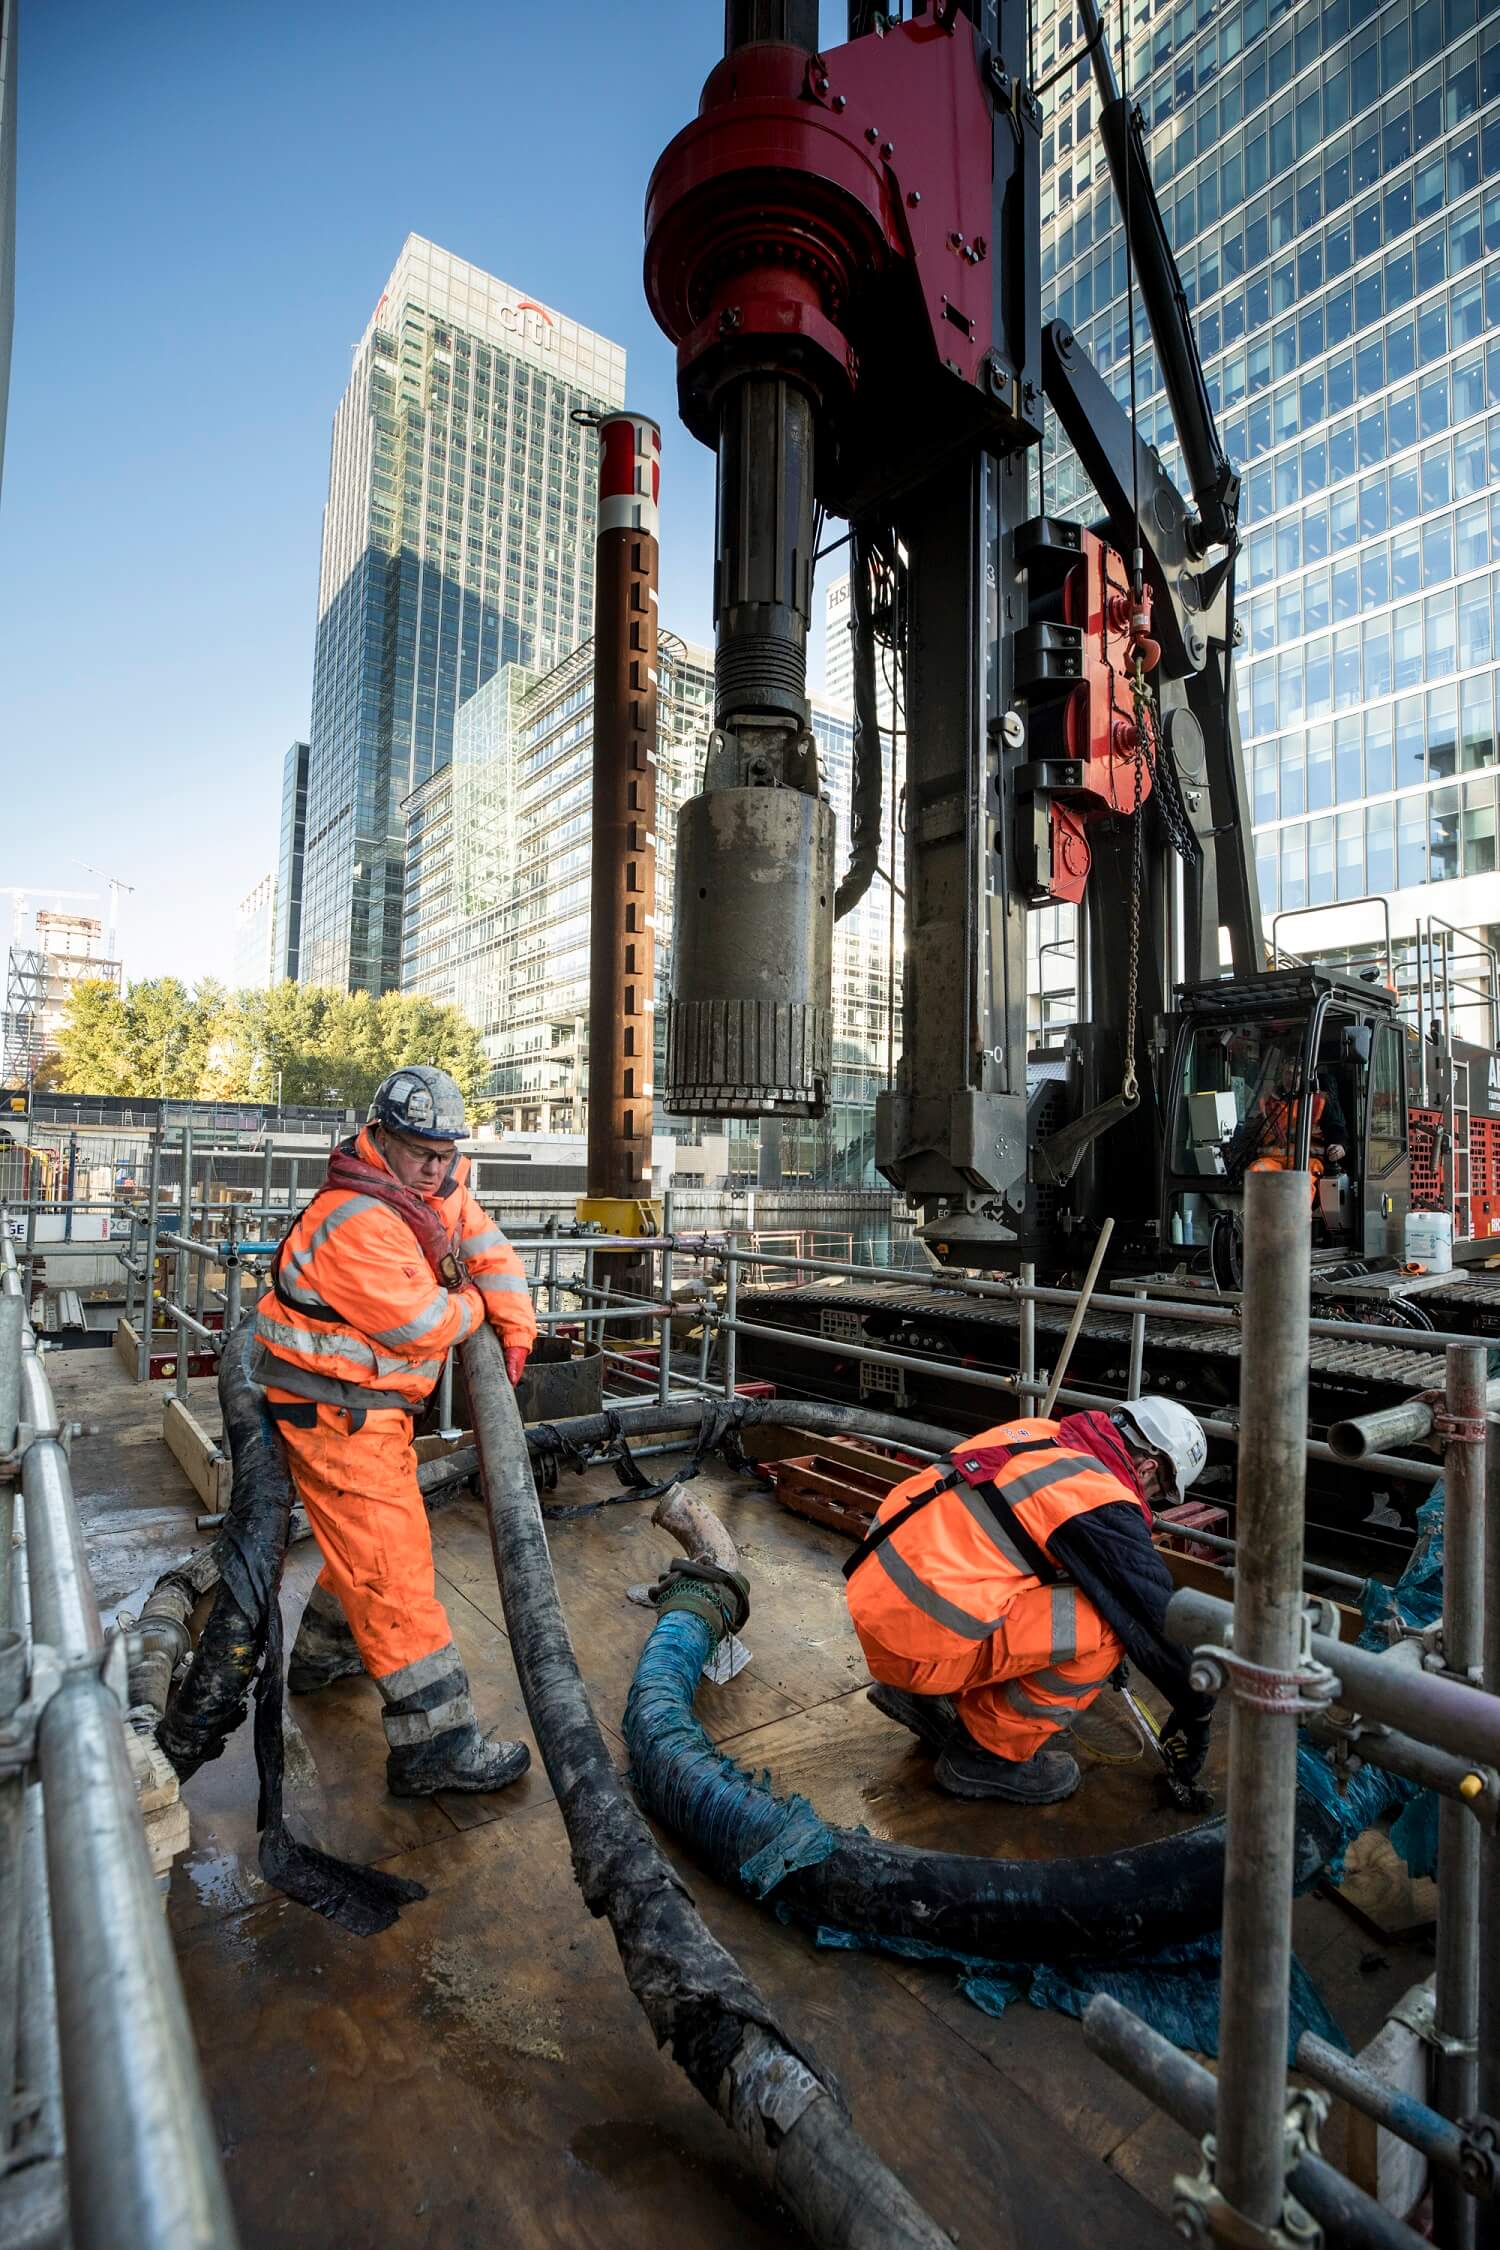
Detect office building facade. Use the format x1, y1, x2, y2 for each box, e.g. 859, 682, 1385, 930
234, 874, 277, 992
271, 740, 310, 984
1035, 0, 1500, 1003
300, 236, 625, 997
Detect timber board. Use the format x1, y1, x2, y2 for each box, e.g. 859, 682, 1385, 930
43, 1345, 1432, 2248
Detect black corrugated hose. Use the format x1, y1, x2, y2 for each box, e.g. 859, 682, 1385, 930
458, 1323, 951, 2250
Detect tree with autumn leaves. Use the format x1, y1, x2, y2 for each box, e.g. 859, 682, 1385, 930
44, 979, 492, 1115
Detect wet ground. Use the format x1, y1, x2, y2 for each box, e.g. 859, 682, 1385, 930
52, 1346, 1428, 2250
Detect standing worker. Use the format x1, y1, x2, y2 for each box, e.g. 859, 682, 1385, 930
251, 1067, 537, 1797
847, 1398, 1213, 1804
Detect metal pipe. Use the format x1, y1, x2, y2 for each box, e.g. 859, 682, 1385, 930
13, 1282, 237, 2246
1480, 1405, 1500, 2250
1169, 1585, 1500, 1768
1125, 1283, 1147, 1401
721, 1313, 1443, 1484
1082, 1994, 1427, 2250
40, 1680, 240, 2248
703, 1237, 1491, 1357
1435, 1345, 1488, 2249
1295, 2032, 1496, 2201
1163, 1522, 1369, 1598
1213, 1168, 1312, 2231
723, 1251, 739, 1399
1018, 1260, 1036, 1391
0, 1289, 21, 1457
159, 1301, 217, 1346
1040, 1217, 1114, 1418
1303, 1713, 1497, 1829
223, 1258, 242, 1335
139, 1130, 162, 1385
659, 1188, 675, 1411
22, 1180, 38, 1288
1330, 1382, 1500, 1463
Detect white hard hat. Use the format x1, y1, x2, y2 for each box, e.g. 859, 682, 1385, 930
369, 1065, 467, 1142
1116, 1396, 1208, 1499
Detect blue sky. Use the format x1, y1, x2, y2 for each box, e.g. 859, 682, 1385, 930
0, 0, 843, 984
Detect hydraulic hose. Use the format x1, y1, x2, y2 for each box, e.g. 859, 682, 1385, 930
458, 1322, 951, 2250
834, 529, 883, 922
156, 1324, 280, 1779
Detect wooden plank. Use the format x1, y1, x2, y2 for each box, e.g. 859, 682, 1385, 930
112, 1314, 142, 1378
161, 1396, 231, 1513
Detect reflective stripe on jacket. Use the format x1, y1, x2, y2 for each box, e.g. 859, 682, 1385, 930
844, 1417, 1144, 1667
252, 1124, 535, 1411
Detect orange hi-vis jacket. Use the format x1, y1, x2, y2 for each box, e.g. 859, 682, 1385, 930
251, 1126, 536, 1415
1258, 1086, 1326, 1157
844, 1417, 1149, 1668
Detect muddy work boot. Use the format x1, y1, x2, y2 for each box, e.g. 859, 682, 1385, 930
866, 1683, 959, 1755
935, 1732, 1080, 1805
379, 1644, 530, 1798
287, 1584, 365, 1696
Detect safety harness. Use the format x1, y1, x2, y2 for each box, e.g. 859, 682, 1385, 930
843, 1438, 1072, 1589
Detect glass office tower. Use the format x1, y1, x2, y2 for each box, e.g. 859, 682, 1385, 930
300, 236, 625, 996
270, 741, 310, 985
1036, 0, 1500, 978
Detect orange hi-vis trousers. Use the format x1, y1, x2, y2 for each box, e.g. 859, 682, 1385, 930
854, 1579, 1124, 1761
266, 1391, 451, 1683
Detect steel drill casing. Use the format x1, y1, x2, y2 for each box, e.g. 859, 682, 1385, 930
666, 785, 834, 1117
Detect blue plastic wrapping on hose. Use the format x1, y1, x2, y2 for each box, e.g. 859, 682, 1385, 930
624, 1608, 839, 1896
1355, 1482, 1446, 1880
625, 1604, 1409, 2054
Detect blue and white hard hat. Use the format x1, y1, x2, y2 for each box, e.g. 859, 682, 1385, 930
368, 1066, 467, 1143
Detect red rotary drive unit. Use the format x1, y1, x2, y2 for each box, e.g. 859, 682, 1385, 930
643, 16, 1039, 508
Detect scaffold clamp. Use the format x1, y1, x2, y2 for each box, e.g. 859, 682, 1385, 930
1188, 1599, 1341, 1715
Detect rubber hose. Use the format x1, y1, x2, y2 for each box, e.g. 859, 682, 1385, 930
625, 1604, 1343, 1962
415, 1397, 968, 1503
156, 1324, 288, 1781
833, 528, 883, 921
458, 1322, 952, 2250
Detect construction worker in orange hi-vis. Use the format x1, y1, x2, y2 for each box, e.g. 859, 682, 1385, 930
251, 1066, 537, 1797
1247, 1059, 1348, 1204
847, 1398, 1213, 1804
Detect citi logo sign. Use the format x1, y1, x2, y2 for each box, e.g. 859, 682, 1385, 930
502, 299, 557, 346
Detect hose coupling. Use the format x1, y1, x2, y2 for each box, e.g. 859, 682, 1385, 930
649, 1558, 751, 1639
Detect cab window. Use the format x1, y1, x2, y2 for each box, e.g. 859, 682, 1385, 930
1368, 1022, 1405, 1175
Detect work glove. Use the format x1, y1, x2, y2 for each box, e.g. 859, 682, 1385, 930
1159, 1710, 1212, 1785
504, 1343, 530, 1388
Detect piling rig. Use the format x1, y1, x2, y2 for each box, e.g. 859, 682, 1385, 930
643, 0, 1500, 1495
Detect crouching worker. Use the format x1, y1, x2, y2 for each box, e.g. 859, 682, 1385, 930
251, 1066, 537, 1798
847, 1397, 1213, 1805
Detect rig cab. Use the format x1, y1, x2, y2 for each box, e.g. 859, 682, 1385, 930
1162, 967, 1409, 1290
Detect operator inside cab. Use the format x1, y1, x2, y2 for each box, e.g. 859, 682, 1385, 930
251, 1067, 538, 1799
1247, 1057, 1348, 1201
848, 1398, 1212, 1804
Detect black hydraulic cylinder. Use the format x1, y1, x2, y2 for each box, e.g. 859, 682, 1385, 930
726, 0, 819, 50
714, 375, 817, 729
